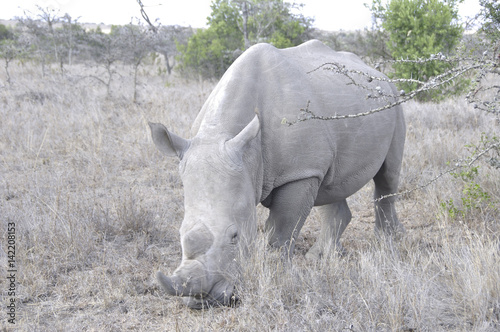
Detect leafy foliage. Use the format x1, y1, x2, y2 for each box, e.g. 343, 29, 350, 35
177, 0, 243, 79
313, 29, 392, 65
440, 134, 499, 220
0, 24, 13, 41
480, 0, 500, 43
178, 0, 313, 79
242, 0, 312, 47
369, 0, 464, 100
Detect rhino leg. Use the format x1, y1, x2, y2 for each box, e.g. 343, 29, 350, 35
264, 177, 319, 259
305, 200, 352, 260
373, 135, 405, 235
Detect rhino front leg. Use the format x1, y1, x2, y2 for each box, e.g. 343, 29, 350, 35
305, 200, 352, 260
264, 178, 319, 259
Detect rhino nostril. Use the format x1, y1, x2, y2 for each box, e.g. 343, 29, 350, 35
228, 293, 240, 307
221, 286, 239, 307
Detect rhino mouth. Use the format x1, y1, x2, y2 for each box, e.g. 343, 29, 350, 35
157, 271, 239, 309
182, 288, 240, 309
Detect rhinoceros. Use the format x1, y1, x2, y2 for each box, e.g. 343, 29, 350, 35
149, 40, 405, 309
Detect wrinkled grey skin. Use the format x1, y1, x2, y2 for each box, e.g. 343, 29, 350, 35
149, 40, 405, 309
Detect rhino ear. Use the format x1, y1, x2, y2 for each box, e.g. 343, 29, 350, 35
226, 115, 260, 153
149, 122, 191, 159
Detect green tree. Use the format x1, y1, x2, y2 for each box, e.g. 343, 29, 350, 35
369, 0, 464, 100
238, 0, 312, 48
266, 9, 311, 48
0, 24, 13, 41
178, 0, 243, 79
178, 0, 312, 79
480, 0, 500, 49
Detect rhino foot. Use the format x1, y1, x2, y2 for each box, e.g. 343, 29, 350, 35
374, 222, 406, 240
305, 241, 346, 261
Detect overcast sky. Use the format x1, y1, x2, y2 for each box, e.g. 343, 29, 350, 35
2, 0, 482, 31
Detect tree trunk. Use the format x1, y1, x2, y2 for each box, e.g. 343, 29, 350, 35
106, 62, 113, 97
242, 1, 250, 50
5, 59, 11, 85
133, 63, 139, 103
162, 52, 174, 75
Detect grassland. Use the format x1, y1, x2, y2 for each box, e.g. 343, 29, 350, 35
1, 62, 499, 331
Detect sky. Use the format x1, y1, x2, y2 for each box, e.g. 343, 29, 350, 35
1, 0, 482, 32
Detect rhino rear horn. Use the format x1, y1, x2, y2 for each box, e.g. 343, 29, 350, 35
149, 122, 191, 159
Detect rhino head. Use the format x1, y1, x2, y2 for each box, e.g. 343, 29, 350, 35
149, 116, 261, 309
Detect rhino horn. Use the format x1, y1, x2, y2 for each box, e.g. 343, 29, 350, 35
226, 115, 260, 152
157, 271, 185, 296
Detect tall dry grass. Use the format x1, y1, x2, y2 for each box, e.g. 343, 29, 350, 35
0, 62, 499, 331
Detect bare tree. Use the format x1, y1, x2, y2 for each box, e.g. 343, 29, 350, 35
154, 25, 191, 75
58, 14, 84, 67
87, 28, 126, 96
120, 23, 155, 102
0, 40, 20, 85
35, 6, 61, 67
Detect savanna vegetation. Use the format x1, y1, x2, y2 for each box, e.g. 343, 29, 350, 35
1, 0, 499, 330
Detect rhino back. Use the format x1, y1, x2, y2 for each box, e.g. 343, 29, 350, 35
193, 40, 404, 203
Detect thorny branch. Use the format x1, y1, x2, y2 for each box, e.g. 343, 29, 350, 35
284, 53, 500, 202
283, 60, 488, 125
136, 0, 158, 33
375, 140, 500, 202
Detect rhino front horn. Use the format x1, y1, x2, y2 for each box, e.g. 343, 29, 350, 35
157, 271, 184, 296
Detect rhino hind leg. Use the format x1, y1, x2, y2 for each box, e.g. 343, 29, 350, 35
373, 153, 405, 236
305, 200, 352, 260
264, 177, 320, 259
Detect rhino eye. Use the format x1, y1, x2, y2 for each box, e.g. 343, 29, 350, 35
230, 232, 238, 245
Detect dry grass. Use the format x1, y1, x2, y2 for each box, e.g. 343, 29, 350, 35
1, 62, 499, 331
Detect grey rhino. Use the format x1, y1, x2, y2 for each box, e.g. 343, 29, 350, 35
149, 40, 405, 309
